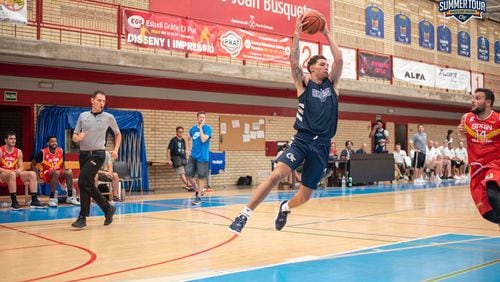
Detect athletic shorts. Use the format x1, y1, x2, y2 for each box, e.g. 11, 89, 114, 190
470, 159, 500, 216
175, 165, 185, 175
413, 152, 426, 169
452, 160, 463, 168
97, 173, 113, 182
276, 133, 330, 190
185, 156, 209, 179
41, 169, 65, 183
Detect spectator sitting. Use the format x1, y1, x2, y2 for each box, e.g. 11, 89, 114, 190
454, 141, 468, 179
436, 140, 452, 179
96, 151, 121, 202
393, 143, 409, 180
339, 140, 355, 176
425, 140, 442, 182
356, 143, 368, 154
329, 141, 338, 159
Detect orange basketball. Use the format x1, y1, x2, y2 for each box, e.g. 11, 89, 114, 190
301, 10, 325, 35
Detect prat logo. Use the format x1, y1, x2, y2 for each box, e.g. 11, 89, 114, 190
220, 31, 243, 57
438, 0, 486, 23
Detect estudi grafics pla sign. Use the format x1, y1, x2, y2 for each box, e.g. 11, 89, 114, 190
438, 0, 486, 24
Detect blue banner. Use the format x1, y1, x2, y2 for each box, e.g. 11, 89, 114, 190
457, 31, 470, 57
419, 20, 434, 49
395, 14, 411, 44
495, 41, 500, 64
477, 36, 489, 61
365, 5, 384, 38
437, 25, 451, 53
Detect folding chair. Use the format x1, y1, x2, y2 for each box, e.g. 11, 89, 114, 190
114, 161, 142, 198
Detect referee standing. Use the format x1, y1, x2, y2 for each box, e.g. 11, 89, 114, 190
71, 90, 122, 228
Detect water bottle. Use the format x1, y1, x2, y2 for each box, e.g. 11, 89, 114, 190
348, 176, 353, 187
341, 175, 346, 188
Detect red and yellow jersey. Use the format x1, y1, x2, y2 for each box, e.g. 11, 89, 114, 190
40, 147, 64, 174
0, 145, 19, 171
463, 111, 500, 175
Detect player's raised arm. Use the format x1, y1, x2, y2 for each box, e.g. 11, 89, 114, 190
290, 14, 307, 95
322, 19, 343, 94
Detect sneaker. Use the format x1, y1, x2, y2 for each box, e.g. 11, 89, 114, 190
72, 216, 86, 228
184, 185, 194, 191
112, 196, 122, 202
228, 214, 248, 235
204, 187, 214, 192
48, 198, 58, 207
30, 199, 46, 209
191, 197, 201, 206
274, 200, 291, 231
104, 205, 116, 225
11, 201, 21, 211
66, 197, 80, 206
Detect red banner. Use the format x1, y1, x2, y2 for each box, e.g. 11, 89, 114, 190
124, 9, 291, 64
358, 52, 392, 80
149, 0, 330, 42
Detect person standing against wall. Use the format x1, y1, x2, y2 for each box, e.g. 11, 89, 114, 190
167, 126, 193, 191
71, 90, 121, 228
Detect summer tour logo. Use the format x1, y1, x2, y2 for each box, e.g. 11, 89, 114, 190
438, 0, 486, 23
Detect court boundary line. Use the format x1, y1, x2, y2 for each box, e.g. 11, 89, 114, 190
423, 258, 500, 281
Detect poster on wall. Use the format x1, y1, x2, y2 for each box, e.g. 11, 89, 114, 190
394, 14, 411, 44
457, 31, 470, 57
393, 57, 435, 87
322, 46, 357, 80
471, 72, 484, 92
495, 41, 500, 64
0, 0, 27, 24
435, 67, 471, 92
419, 20, 434, 49
477, 36, 489, 61
358, 52, 391, 80
437, 25, 451, 53
365, 5, 384, 38
149, 0, 330, 43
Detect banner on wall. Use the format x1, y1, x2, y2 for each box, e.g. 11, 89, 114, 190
419, 20, 434, 49
365, 5, 384, 38
471, 72, 484, 91
321, 46, 357, 80
457, 31, 470, 57
124, 9, 292, 64
477, 36, 489, 61
0, 0, 27, 24
150, 0, 330, 43
435, 67, 471, 92
358, 52, 391, 80
437, 25, 451, 53
394, 14, 411, 44
393, 58, 435, 87
495, 41, 500, 64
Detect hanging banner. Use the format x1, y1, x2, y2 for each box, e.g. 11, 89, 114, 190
365, 5, 384, 38
394, 14, 411, 44
495, 41, 500, 64
457, 31, 470, 57
435, 67, 471, 92
471, 72, 484, 91
419, 20, 434, 49
358, 52, 391, 80
477, 36, 489, 61
393, 58, 435, 87
150, 0, 330, 43
437, 25, 451, 53
0, 0, 27, 24
322, 46, 357, 80
123, 9, 291, 64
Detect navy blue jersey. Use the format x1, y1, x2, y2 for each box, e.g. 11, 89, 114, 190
293, 79, 338, 138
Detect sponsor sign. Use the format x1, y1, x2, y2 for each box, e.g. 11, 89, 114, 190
477, 36, 489, 61
457, 31, 470, 57
438, 0, 486, 24
435, 67, 471, 92
150, 0, 330, 43
471, 72, 484, 91
322, 46, 357, 80
0, 0, 27, 24
419, 20, 434, 50
365, 5, 384, 38
395, 14, 411, 44
437, 25, 451, 53
393, 58, 434, 87
358, 52, 391, 80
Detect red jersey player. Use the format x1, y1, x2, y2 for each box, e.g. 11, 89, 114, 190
457, 88, 500, 224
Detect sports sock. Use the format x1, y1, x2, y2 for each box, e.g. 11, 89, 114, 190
68, 190, 73, 197
10, 193, 17, 202
241, 207, 252, 217
31, 193, 38, 201
486, 181, 500, 220
281, 201, 290, 212
50, 192, 55, 198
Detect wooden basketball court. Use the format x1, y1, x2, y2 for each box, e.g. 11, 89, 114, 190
1, 181, 498, 281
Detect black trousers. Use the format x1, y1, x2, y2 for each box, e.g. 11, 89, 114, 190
78, 150, 110, 217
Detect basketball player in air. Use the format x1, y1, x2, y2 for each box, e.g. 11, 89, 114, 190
457, 88, 500, 225
229, 13, 343, 234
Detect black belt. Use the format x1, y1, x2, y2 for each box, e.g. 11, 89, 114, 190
80, 149, 105, 155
